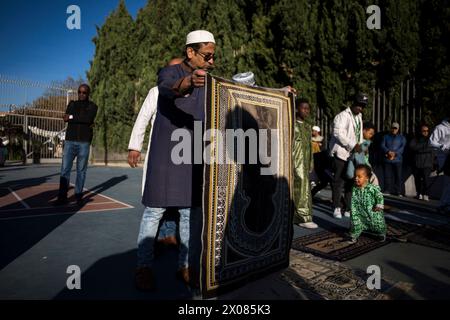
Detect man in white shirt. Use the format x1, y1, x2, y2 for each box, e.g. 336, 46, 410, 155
127, 57, 183, 247
328, 93, 367, 219
429, 117, 450, 213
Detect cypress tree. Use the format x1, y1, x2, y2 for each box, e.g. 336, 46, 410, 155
88, 0, 137, 161
316, 0, 350, 117
417, 0, 450, 124
272, 0, 319, 104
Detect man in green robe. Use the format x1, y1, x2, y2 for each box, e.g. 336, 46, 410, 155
293, 99, 318, 229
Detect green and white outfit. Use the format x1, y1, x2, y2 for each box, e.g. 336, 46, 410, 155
350, 183, 386, 240
293, 120, 314, 224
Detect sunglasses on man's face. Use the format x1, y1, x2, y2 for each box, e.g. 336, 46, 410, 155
194, 49, 215, 62
78, 90, 88, 95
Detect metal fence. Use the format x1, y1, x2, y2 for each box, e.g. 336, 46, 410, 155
0, 74, 423, 162
0, 75, 77, 161
314, 78, 422, 142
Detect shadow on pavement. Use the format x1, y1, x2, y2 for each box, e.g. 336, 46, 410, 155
54, 248, 198, 300
0, 214, 75, 271
0, 175, 129, 271
387, 260, 450, 299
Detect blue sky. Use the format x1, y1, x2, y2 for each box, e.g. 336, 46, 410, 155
0, 0, 147, 83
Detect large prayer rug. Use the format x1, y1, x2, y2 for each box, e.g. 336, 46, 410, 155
201, 75, 295, 298
220, 250, 407, 300
291, 219, 421, 261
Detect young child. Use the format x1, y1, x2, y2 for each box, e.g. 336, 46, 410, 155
347, 122, 379, 185
348, 164, 387, 244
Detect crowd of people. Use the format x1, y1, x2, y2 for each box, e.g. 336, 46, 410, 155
303, 95, 450, 243
47, 28, 450, 292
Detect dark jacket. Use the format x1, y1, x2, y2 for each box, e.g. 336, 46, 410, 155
409, 136, 434, 169
65, 100, 98, 143
142, 61, 204, 207
381, 133, 406, 163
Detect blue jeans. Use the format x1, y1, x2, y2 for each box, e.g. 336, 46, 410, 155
157, 219, 177, 240
383, 162, 403, 195
137, 207, 201, 269
58, 140, 90, 198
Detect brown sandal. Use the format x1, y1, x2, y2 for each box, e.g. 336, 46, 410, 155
135, 267, 155, 291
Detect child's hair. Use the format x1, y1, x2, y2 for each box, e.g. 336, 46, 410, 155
355, 164, 372, 178
363, 121, 375, 131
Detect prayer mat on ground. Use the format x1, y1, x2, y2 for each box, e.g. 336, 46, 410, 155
219, 250, 399, 300
281, 251, 394, 300
201, 75, 295, 298
291, 219, 421, 261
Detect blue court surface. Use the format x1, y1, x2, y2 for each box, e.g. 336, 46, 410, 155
1, 164, 450, 300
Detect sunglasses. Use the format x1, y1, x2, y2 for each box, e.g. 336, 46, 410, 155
78, 90, 88, 94
194, 49, 215, 62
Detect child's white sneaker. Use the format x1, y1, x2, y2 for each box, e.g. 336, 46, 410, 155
423, 195, 429, 201
344, 211, 351, 218
298, 222, 319, 229
333, 208, 342, 219
347, 238, 357, 244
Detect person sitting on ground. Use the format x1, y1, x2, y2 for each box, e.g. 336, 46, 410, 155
348, 164, 386, 244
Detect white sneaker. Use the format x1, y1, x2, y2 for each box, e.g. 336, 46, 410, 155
344, 211, 351, 218
423, 195, 429, 201
298, 222, 319, 229
333, 208, 342, 219
417, 194, 423, 200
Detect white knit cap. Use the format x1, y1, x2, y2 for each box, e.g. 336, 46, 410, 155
312, 126, 321, 132
186, 30, 215, 45
232, 72, 256, 86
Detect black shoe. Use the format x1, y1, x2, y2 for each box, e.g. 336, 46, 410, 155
53, 197, 68, 206
75, 194, 83, 206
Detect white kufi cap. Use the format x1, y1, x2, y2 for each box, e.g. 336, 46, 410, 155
186, 30, 215, 45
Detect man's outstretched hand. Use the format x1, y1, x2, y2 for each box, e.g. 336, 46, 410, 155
191, 69, 207, 87
128, 150, 141, 168
281, 86, 297, 95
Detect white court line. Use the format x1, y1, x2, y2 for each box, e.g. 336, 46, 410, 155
7, 187, 30, 209
4, 183, 133, 210
0, 206, 132, 221
82, 187, 134, 209
0, 201, 127, 213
